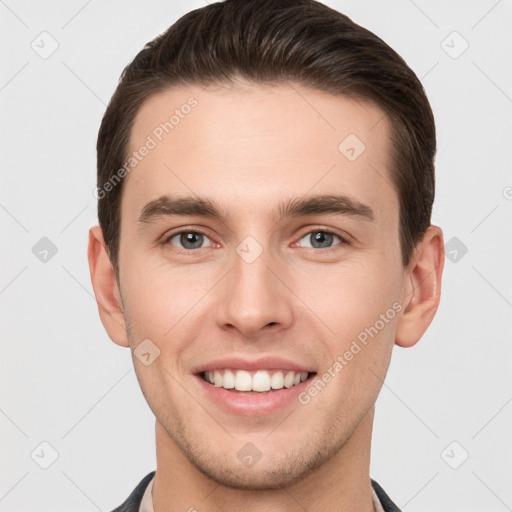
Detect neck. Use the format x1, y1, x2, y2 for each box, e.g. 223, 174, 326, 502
152, 407, 375, 512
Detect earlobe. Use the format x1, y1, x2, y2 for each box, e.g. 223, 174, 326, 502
395, 225, 445, 348
87, 226, 129, 347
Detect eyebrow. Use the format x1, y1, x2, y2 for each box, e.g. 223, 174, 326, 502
137, 193, 375, 225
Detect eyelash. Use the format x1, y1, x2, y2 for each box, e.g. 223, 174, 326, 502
162, 228, 350, 253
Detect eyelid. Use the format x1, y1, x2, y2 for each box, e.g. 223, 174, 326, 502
294, 227, 350, 249
162, 228, 217, 251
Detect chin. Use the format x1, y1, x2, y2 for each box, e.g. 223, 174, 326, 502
197, 462, 311, 490
184, 443, 331, 491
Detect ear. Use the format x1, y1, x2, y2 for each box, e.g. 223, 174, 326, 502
87, 226, 129, 347
395, 225, 445, 348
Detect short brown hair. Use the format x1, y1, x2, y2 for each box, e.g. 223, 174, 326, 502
97, 0, 435, 275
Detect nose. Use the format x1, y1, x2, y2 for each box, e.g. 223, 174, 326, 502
215, 242, 294, 338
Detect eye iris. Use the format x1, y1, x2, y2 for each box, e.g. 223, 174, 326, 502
181, 232, 203, 249
311, 231, 333, 248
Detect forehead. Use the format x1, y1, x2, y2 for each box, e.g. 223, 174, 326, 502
122, 82, 396, 223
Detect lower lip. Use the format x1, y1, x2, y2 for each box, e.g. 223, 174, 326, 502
194, 374, 314, 416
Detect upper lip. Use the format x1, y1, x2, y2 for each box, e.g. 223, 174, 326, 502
191, 356, 314, 374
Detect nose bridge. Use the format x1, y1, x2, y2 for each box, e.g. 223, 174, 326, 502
215, 238, 293, 335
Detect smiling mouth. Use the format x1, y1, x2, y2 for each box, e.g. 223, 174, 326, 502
200, 369, 316, 393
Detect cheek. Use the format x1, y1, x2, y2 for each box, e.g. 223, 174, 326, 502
294, 258, 401, 341
119, 255, 215, 351
121, 249, 175, 311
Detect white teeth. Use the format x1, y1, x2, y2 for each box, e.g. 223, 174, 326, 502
283, 371, 295, 388
223, 370, 235, 389
252, 371, 271, 392
271, 371, 284, 390
234, 370, 252, 391
204, 369, 310, 392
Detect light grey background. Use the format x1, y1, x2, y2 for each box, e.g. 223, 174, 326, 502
1, 0, 511, 510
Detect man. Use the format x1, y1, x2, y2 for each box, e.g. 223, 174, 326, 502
88, 0, 444, 510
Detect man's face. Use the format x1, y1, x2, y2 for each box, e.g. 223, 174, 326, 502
117, 83, 407, 489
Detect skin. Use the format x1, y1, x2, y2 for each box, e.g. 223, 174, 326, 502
88, 82, 444, 511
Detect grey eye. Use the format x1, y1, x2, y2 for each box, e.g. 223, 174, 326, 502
299, 231, 341, 249
169, 232, 210, 250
